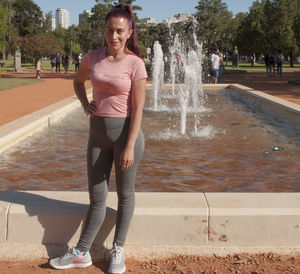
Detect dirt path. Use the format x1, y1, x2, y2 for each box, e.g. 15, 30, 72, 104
0, 71, 91, 126
223, 70, 300, 105
1, 253, 299, 273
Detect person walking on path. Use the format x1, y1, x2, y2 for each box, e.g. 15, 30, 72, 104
74, 54, 80, 72
276, 50, 284, 77
264, 53, 271, 77
218, 51, 224, 84
55, 53, 61, 73
269, 53, 276, 77
210, 48, 220, 84
64, 55, 70, 74
50, 56, 56, 73
35, 58, 42, 79
49, 4, 147, 274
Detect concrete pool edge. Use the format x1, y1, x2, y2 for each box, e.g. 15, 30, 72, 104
0, 89, 92, 154
0, 191, 300, 260
227, 83, 300, 116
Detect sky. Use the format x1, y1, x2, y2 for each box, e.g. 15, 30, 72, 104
33, 0, 255, 26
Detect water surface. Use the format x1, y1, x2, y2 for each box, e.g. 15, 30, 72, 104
1, 89, 299, 192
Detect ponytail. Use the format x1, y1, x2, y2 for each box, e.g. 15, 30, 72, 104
105, 4, 140, 57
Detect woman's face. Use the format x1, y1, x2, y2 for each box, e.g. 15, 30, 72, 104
105, 16, 133, 54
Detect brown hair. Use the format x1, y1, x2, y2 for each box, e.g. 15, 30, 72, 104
105, 4, 140, 57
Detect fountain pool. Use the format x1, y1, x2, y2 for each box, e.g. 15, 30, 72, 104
0, 86, 299, 192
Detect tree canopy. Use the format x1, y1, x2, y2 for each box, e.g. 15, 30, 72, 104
18, 33, 63, 63
1, 0, 300, 65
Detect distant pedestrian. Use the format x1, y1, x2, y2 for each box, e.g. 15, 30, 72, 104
276, 50, 284, 77
50, 56, 56, 73
64, 55, 70, 74
264, 53, 271, 77
61, 55, 65, 71
269, 53, 276, 77
55, 53, 61, 73
210, 48, 219, 84
36, 57, 42, 79
218, 51, 224, 84
175, 52, 184, 83
74, 54, 80, 72
250, 55, 255, 67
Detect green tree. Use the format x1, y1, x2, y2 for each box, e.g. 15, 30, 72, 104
52, 26, 67, 51
12, 0, 43, 36
235, 0, 299, 66
96, 0, 142, 11
0, 3, 8, 57
235, 1, 266, 56
194, 0, 233, 50
114, 0, 142, 11
271, 0, 298, 66
293, 1, 300, 61
19, 33, 63, 63
80, 2, 111, 51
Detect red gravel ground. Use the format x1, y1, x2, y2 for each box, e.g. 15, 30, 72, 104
0, 253, 300, 273
0, 69, 300, 273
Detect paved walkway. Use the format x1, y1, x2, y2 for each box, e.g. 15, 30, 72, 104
0, 71, 91, 126
0, 70, 299, 126
223, 70, 300, 105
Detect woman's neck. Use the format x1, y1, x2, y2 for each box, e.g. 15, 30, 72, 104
105, 47, 127, 61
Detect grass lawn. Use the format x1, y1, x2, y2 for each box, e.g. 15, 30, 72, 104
288, 80, 300, 85
0, 78, 41, 91
0, 59, 76, 73
1, 59, 299, 75
224, 62, 300, 72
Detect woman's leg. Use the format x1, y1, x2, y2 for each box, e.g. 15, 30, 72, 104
76, 130, 113, 252
113, 129, 144, 247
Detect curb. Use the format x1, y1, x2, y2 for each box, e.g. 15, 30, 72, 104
0, 191, 300, 260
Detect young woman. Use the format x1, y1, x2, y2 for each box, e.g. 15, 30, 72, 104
35, 57, 42, 79
49, 4, 147, 274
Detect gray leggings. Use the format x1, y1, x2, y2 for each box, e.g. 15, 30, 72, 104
77, 116, 144, 251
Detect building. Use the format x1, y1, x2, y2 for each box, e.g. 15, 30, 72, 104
79, 10, 93, 25
163, 13, 192, 25
51, 17, 56, 31
55, 8, 70, 29
139, 17, 156, 26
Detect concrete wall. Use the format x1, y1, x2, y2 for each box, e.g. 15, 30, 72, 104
1, 191, 300, 260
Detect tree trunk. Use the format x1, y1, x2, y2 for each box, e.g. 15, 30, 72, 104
289, 50, 294, 67
2, 33, 5, 60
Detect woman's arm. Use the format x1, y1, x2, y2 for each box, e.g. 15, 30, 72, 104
120, 78, 146, 170
73, 64, 96, 115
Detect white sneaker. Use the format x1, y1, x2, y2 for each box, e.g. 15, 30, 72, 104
49, 247, 92, 269
108, 243, 126, 273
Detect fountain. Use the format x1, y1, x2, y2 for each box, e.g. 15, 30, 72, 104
151, 41, 164, 111
0, 23, 300, 193
151, 30, 206, 135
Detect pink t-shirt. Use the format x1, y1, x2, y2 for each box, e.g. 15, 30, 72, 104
82, 48, 147, 117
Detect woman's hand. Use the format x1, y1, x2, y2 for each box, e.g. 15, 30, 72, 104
120, 146, 134, 171
84, 100, 97, 117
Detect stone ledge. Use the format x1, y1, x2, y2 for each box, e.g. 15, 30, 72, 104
0, 191, 300, 260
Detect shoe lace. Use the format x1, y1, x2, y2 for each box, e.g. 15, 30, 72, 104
110, 243, 122, 263
60, 247, 76, 259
